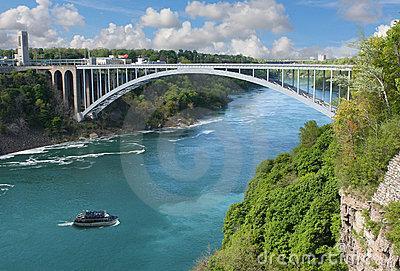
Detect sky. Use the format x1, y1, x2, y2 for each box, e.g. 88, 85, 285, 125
0, 0, 399, 59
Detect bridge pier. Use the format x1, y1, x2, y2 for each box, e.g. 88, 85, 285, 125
329, 70, 333, 110
313, 70, 316, 102
292, 69, 295, 87
48, 66, 81, 114
297, 69, 300, 94
322, 70, 326, 101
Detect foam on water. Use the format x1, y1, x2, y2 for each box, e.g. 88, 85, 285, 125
57, 221, 74, 227
1, 149, 146, 168
187, 117, 223, 128
168, 138, 185, 142
0, 184, 14, 196
0, 147, 48, 160
112, 220, 121, 227
48, 142, 88, 150
192, 130, 215, 138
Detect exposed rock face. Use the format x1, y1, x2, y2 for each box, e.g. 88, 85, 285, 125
373, 153, 400, 206
340, 153, 400, 271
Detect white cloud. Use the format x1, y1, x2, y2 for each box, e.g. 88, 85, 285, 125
229, 35, 270, 58
321, 42, 358, 58
70, 23, 150, 49
338, 0, 382, 24
140, 8, 180, 28
0, 0, 84, 48
185, 0, 292, 34
270, 36, 297, 58
186, 1, 231, 19
153, 21, 221, 50
152, 0, 291, 55
52, 3, 85, 30
374, 19, 399, 37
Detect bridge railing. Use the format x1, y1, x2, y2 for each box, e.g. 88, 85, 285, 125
77, 63, 353, 71
30, 59, 89, 66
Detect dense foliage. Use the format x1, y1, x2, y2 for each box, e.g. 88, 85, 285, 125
0, 48, 258, 64
195, 123, 346, 271
333, 22, 400, 195
0, 70, 67, 134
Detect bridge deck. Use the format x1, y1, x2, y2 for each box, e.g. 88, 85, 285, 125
77, 63, 353, 71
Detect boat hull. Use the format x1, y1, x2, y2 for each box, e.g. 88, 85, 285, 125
73, 219, 119, 227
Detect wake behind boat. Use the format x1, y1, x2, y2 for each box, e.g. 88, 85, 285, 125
73, 210, 119, 227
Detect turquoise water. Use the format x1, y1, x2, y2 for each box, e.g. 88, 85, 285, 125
0, 88, 330, 271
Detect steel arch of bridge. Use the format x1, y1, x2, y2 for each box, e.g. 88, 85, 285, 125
75, 64, 353, 122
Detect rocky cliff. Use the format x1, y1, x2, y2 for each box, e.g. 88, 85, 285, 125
340, 153, 400, 271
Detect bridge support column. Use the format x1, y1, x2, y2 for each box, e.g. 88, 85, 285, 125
91, 69, 94, 104
96, 70, 100, 99
297, 69, 300, 94
82, 70, 87, 109
126, 68, 128, 83
51, 71, 55, 86
116, 69, 119, 87
307, 70, 310, 92
73, 70, 79, 115
266, 69, 269, 81
108, 69, 111, 93
252, 69, 255, 77
329, 70, 333, 111
99, 69, 102, 97
281, 69, 284, 87
135, 68, 138, 79
61, 72, 68, 107
292, 69, 295, 87
313, 70, 316, 102
322, 70, 326, 100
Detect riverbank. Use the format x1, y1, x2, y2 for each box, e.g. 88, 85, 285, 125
0, 118, 195, 156
0, 71, 254, 155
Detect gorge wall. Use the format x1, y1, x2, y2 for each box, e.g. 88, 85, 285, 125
340, 153, 400, 271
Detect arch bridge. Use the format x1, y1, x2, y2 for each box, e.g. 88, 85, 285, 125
12, 63, 353, 121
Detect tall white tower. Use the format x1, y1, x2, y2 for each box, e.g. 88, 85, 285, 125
17, 31, 29, 66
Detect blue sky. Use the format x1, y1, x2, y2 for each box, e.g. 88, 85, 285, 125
0, 0, 398, 58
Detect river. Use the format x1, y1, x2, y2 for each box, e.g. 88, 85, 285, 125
0, 87, 330, 271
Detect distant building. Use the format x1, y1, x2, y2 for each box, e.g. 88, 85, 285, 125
135, 57, 148, 64
317, 54, 327, 61
16, 30, 30, 66
93, 55, 132, 65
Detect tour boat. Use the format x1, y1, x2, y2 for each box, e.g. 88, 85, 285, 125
73, 210, 119, 227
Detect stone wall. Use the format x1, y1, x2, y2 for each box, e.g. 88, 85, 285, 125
340, 153, 400, 271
